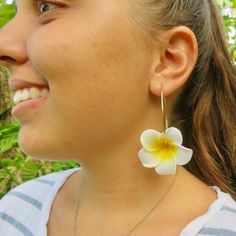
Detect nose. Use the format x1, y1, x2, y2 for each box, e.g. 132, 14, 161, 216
0, 16, 28, 70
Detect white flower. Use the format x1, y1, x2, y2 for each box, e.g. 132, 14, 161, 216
138, 127, 193, 175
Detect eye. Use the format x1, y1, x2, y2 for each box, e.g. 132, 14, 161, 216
39, 2, 57, 14
32, 0, 64, 15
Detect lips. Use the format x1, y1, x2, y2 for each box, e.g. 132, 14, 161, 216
9, 79, 50, 118
11, 93, 49, 117
8, 79, 49, 92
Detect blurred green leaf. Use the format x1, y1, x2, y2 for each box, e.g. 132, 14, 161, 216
0, 122, 19, 153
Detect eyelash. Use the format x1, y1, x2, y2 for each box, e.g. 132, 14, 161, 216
31, 0, 65, 15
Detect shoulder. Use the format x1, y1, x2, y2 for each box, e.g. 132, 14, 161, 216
198, 190, 236, 235
0, 167, 80, 236
0, 167, 81, 206
180, 186, 236, 236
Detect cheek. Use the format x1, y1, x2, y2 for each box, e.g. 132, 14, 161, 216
26, 17, 152, 156
27, 9, 149, 84
28, 19, 150, 109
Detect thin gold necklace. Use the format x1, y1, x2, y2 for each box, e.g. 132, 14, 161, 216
72, 171, 177, 236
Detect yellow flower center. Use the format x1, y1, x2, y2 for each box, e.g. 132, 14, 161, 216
151, 135, 178, 161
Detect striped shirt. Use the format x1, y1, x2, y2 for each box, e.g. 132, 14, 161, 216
0, 168, 235, 236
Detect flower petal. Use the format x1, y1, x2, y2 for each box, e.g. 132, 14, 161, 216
164, 127, 183, 146
140, 129, 161, 152
155, 159, 176, 175
175, 145, 193, 165
138, 148, 162, 168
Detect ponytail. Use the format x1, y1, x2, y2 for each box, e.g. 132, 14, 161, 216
172, 0, 236, 198
128, 0, 236, 198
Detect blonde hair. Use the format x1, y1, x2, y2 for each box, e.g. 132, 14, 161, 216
128, 0, 236, 198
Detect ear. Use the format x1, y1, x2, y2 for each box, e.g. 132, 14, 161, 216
149, 26, 198, 97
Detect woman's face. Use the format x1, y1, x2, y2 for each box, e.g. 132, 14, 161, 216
0, 0, 155, 161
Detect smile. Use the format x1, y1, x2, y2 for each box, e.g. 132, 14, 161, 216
13, 87, 49, 105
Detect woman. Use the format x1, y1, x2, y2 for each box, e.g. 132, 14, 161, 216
0, 0, 235, 235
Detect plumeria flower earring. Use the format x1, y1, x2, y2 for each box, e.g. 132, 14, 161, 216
138, 90, 193, 175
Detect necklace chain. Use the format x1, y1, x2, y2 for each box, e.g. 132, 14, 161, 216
73, 171, 177, 236
125, 173, 177, 236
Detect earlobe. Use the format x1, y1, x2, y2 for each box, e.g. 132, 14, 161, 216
149, 26, 198, 97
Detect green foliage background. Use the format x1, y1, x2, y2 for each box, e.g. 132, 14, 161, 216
0, 0, 235, 197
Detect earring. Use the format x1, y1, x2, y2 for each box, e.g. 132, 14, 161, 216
138, 90, 193, 175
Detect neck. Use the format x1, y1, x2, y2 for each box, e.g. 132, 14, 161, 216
76, 136, 176, 213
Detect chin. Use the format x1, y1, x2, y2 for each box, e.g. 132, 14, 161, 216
18, 133, 68, 162
17, 128, 50, 160
18, 140, 44, 160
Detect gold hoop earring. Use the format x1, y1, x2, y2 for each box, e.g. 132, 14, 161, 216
161, 90, 168, 134
138, 89, 193, 175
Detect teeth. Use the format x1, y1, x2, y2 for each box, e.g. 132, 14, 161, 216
13, 87, 49, 105
21, 89, 30, 101
40, 88, 49, 97
29, 87, 40, 99
13, 91, 22, 104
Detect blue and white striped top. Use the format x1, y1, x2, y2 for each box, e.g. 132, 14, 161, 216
0, 168, 235, 236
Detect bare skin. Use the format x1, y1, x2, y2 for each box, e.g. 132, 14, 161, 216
0, 1, 216, 236
47, 167, 216, 236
